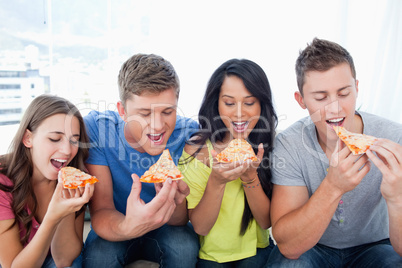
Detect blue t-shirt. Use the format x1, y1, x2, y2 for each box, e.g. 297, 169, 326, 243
84, 110, 198, 214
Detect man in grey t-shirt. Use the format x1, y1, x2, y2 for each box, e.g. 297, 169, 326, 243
266, 38, 402, 267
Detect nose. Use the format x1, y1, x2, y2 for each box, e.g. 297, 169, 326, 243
325, 100, 342, 115
150, 112, 164, 132
59, 138, 72, 155
235, 101, 244, 119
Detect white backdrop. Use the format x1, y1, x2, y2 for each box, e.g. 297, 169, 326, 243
0, 0, 401, 154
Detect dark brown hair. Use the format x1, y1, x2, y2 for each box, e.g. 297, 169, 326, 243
182, 59, 277, 234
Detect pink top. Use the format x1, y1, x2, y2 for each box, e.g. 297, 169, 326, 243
0, 174, 40, 245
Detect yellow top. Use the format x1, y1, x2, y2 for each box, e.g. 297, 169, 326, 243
179, 140, 270, 263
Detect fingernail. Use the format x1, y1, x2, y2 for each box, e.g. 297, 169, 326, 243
167, 178, 172, 184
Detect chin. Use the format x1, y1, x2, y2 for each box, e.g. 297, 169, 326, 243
231, 131, 250, 139
145, 146, 166, 156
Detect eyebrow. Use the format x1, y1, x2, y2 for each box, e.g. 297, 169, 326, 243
49, 131, 80, 137
311, 86, 351, 94
221, 94, 255, 99
135, 105, 177, 111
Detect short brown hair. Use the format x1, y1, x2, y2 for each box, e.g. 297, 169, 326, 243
118, 53, 180, 106
295, 38, 356, 95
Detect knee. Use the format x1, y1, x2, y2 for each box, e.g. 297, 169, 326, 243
159, 225, 199, 260
83, 230, 127, 258
173, 227, 199, 254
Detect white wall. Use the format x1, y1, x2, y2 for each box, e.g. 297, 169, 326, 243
1, 0, 401, 154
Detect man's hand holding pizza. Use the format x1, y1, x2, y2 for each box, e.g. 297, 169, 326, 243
367, 139, 402, 256
154, 179, 191, 225
154, 179, 190, 205
326, 140, 371, 196
122, 173, 178, 238
366, 139, 402, 203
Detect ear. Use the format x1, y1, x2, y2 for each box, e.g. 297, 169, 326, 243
117, 101, 127, 122
355, 79, 359, 97
294, 91, 307, 109
23, 130, 33, 148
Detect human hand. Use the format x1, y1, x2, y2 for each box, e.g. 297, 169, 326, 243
124, 174, 177, 237
155, 179, 189, 205
366, 139, 402, 204
46, 181, 94, 223
209, 149, 250, 185
326, 140, 371, 195
239, 143, 263, 183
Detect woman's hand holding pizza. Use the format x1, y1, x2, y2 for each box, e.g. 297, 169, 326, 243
46, 181, 94, 223
366, 139, 402, 203
239, 143, 264, 183
210, 149, 250, 185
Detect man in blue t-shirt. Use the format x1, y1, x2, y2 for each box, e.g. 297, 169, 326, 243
83, 54, 199, 267
267, 38, 402, 267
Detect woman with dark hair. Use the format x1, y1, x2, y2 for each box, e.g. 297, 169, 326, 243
0, 94, 95, 267
179, 59, 278, 267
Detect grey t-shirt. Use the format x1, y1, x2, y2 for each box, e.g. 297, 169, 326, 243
271, 111, 402, 249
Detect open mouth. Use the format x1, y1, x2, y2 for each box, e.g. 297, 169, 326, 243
51, 159, 67, 170
232, 121, 249, 133
147, 133, 165, 144
326, 117, 345, 129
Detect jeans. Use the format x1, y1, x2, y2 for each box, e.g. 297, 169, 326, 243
197, 237, 275, 268
42, 252, 83, 268
83, 222, 199, 268
266, 239, 402, 268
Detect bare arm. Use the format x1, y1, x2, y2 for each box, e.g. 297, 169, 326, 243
166, 179, 191, 226
87, 164, 179, 241
50, 183, 94, 267
186, 145, 249, 236
241, 144, 271, 229
271, 146, 371, 259
0, 183, 92, 268
86, 164, 129, 240
0, 220, 22, 268
50, 213, 85, 267
188, 173, 226, 236
0, 218, 52, 268
367, 139, 402, 256
271, 183, 341, 259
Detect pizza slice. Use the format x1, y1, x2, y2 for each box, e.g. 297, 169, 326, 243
140, 149, 184, 183
60, 167, 99, 189
216, 139, 258, 163
333, 126, 378, 155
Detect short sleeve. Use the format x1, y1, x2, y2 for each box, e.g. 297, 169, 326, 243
84, 111, 109, 166
271, 133, 307, 187
0, 175, 14, 220
179, 150, 210, 209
